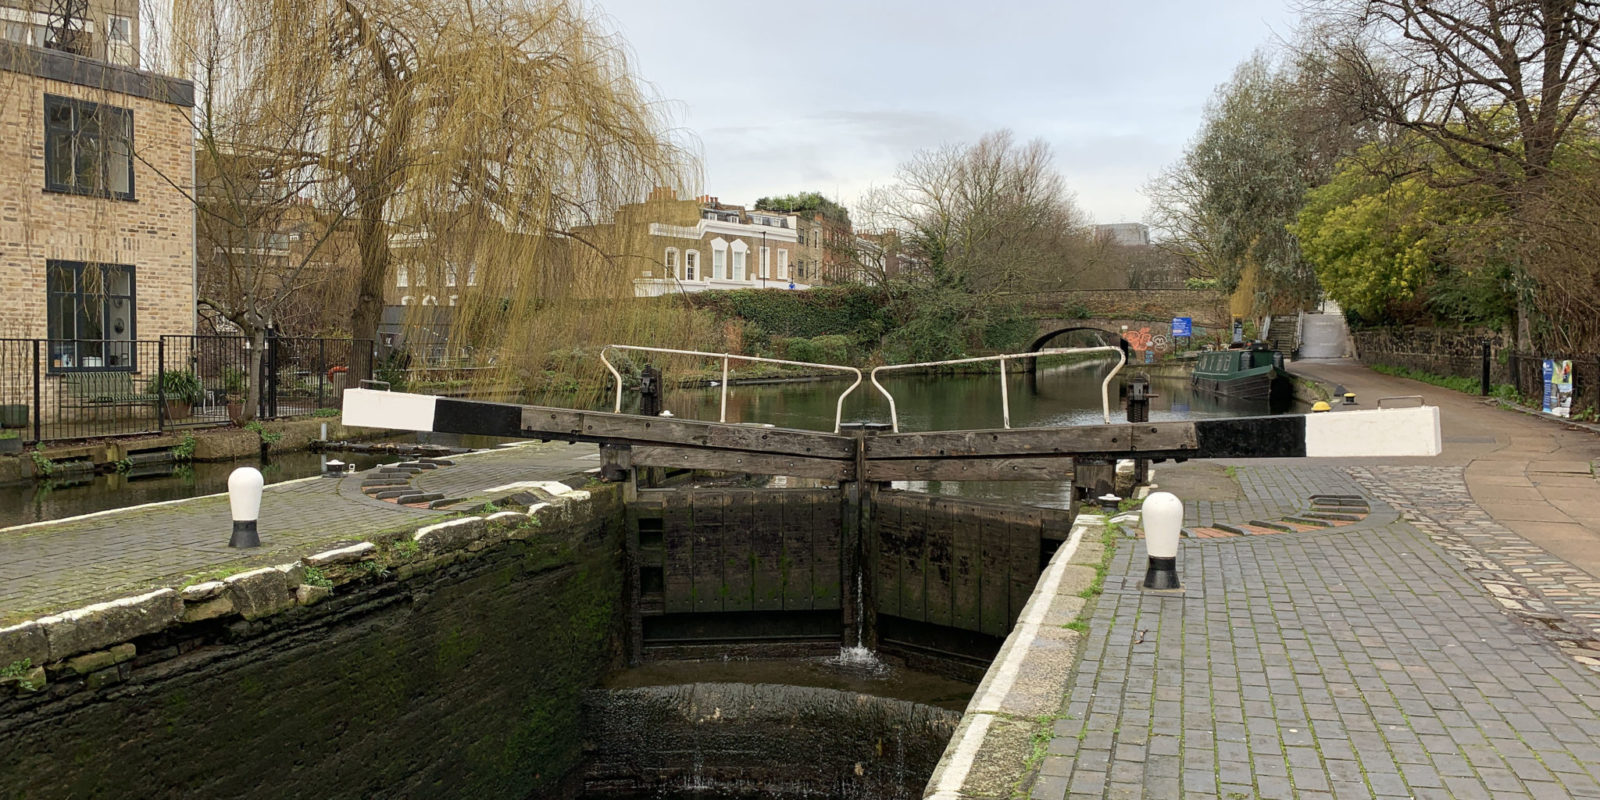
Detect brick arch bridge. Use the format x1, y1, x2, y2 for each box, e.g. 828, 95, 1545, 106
1027, 318, 1178, 356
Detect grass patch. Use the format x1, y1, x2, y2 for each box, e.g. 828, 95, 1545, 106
303, 567, 333, 589
1368, 362, 1521, 399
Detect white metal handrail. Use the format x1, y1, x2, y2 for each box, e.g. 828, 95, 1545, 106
599, 344, 864, 434
869, 346, 1127, 433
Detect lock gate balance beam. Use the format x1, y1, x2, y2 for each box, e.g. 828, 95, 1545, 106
341, 389, 1442, 482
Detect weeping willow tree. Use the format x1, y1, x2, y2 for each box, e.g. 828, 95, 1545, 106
161, 0, 701, 404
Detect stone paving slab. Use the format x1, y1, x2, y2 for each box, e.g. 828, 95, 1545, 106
0, 442, 599, 625
1041, 521, 1600, 800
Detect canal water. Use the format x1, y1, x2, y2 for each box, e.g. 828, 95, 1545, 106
0, 433, 511, 529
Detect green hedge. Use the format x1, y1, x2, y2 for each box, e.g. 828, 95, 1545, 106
777, 334, 854, 365
689, 285, 894, 345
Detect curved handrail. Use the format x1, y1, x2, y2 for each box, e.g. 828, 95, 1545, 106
869, 346, 1127, 433
599, 344, 864, 434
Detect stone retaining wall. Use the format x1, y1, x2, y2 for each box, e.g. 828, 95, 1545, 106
0, 483, 625, 799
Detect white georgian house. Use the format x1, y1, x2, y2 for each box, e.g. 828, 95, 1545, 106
633, 208, 811, 297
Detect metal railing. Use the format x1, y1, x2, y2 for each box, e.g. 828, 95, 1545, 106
0, 335, 369, 445
599, 345, 864, 434
870, 346, 1127, 433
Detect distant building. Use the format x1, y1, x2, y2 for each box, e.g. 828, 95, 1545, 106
608, 189, 808, 297
1093, 222, 1150, 247
0, 0, 141, 68
853, 231, 922, 285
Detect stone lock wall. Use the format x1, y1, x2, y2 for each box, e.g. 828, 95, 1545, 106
0, 486, 625, 800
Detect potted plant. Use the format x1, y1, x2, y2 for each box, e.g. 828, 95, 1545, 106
223, 367, 250, 424
0, 404, 25, 429
0, 429, 20, 455
151, 370, 204, 420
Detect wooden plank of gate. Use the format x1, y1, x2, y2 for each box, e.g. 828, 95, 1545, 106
911, 493, 933, 624
1010, 509, 1044, 626
778, 493, 809, 612
511, 405, 856, 459
865, 424, 1135, 459
814, 493, 843, 610
692, 492, 726, 614
630, 445, 852, 481
951, 498, 982, 632
863, 456, 1078, 482
725, 491, 756, 613
875, 492, 904, 620
663, 491, 695, 614
978, 507, 1011, 637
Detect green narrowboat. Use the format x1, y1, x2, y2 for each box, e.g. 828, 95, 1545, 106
1191, 342, 1292, 405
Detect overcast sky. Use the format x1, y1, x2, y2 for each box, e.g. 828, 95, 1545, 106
592, 0, 1302, 227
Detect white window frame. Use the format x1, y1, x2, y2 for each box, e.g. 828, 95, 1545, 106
778, 249, 789, 280
730, 240, 748, 281
664, 247, 679, 279
711, 238, 728, 280
396, 264, 408, 287
685, 250, 699, 281
760, 246, 770, 279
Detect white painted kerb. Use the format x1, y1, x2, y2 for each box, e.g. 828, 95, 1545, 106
342, 388, 438, 432
1304, 405, 1441, 458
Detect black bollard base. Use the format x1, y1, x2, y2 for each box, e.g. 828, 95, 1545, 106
229, 520, 260, 549
1143, 556, 1179, 590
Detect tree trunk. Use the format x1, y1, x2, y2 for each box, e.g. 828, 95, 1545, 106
348, 201, 391, 382
246, 326, 267, 423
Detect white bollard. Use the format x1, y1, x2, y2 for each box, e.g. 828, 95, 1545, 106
228, 466, 264, 548
1142, 491, 1182, 590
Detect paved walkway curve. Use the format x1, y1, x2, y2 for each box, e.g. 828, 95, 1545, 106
0, 442, 600, 625
1033, 361, 1600, 799
1041, 512, 1600, 800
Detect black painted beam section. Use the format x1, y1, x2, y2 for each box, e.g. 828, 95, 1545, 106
1193, 415, 1306, 459
434, 398, 524, 438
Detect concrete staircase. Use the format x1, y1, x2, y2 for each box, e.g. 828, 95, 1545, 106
1297, 311, 1349, 359
1263, 316, 1295, 361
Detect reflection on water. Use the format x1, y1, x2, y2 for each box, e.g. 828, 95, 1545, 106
0, 432, 514, 529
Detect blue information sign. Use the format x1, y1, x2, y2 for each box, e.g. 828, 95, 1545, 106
1171, 317, 1192, 337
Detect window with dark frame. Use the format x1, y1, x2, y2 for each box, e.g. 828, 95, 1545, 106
44, 94, 135, 200
47, 261, 137, 371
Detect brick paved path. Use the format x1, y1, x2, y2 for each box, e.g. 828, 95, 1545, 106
1042, 520, 1600, 800
1354, 465, 1600, 667
0, 443, 598, 625
1183, 465, 1360, 529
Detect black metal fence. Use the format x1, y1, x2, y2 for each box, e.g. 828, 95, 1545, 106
0, 336, 372, 445
1357, 346, 1599, 418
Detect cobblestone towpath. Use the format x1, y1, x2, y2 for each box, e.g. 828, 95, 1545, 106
1033, 367, 1600, 800
0, 442, 600, 625
1036, 462, 1600, 800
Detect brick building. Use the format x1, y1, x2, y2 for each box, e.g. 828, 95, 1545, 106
0, 0, 142, 69
598, 188, 809, 297
0, 41, 194, 369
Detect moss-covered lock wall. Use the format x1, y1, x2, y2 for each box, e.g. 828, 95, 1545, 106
0, 491, 625, 800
